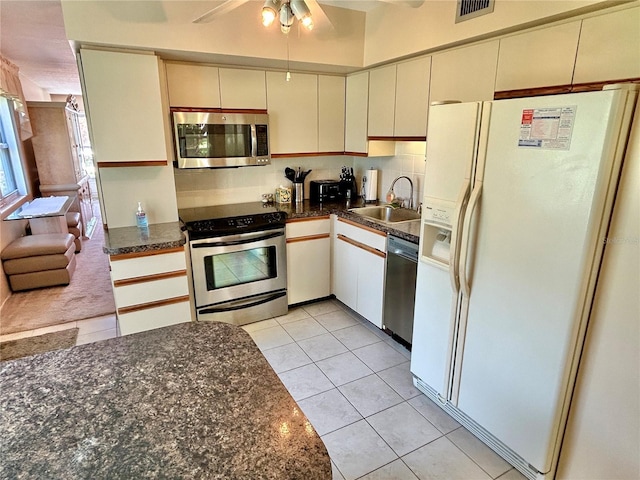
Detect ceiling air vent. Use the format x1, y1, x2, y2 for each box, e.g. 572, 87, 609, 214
455, 0, 495, 23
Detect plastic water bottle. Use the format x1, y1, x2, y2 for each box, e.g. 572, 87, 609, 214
136, 202, 148, 229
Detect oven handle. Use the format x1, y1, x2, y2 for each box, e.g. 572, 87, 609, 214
199, 290, 287, 314
191, 230, 284, 248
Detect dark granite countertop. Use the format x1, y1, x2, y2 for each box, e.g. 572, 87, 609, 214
277, 199, 421, 244
0, 322, 331, 479
103, 221, 186, 255
103, 200, 420, 256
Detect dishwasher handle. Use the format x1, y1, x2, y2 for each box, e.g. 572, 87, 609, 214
388, 236, 419, 263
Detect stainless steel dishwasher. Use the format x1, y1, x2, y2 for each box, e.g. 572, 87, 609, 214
383, 235, 418, 348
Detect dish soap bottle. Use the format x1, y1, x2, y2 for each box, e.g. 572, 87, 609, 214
136, 202, 148, 229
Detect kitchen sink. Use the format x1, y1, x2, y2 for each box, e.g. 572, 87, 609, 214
348, 205, 421, 224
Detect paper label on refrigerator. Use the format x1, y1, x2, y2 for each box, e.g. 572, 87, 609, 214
518, 106, 576, 150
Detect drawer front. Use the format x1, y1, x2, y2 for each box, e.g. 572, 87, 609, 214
113, 274, 189, 309
109, 250, 186, 280
118, 300, 191, 336
286, 217, 331, 238
335, 217, 387, 252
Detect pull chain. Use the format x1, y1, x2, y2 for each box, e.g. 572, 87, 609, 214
286, 33, 291, 82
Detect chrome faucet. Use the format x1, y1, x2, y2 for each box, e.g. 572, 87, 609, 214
386, 176, 414, 210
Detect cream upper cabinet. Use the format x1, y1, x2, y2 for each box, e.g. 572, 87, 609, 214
80, 49, 168, 163
318, 75, 345, 152
266, 71, 318, 154
573, 7, 640, 84
430, 41, 499, 103
219, 68, 267, 110
394, 56, 431, 137
345, 71, 369, 154
165, 63, 220, 108
495, 21, 581, 92
368, 64, 396, 137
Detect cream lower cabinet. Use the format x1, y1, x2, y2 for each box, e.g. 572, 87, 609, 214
109, 247, 192, 335
286, 216, 331, 305
332, 216, 386, 328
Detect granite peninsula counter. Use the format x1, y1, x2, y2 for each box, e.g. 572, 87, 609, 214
0, 322, 331, 479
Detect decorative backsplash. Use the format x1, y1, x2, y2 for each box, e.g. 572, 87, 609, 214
174, 142, 426, 209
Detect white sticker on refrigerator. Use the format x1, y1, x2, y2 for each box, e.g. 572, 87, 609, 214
518, 106, 576, 150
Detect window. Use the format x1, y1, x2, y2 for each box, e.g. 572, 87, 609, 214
0, 96, 27, 210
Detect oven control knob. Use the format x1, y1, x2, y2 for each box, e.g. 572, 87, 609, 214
266, 213, 284, 223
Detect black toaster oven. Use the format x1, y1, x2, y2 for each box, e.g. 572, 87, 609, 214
310, 180, 343, 202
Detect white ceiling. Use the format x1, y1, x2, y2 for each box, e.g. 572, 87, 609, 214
0, 0, 399, 97
1, 0, 82, 95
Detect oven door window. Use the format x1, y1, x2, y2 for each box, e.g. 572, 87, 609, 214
177, 123, 251, 159
204, 246, 277, 290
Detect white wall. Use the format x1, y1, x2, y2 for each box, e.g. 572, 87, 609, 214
19, 73, 50, 101
99, 166, 179, 228
59, 0, 621, 71
363, 0, 619, 66
61, 1, 366, 72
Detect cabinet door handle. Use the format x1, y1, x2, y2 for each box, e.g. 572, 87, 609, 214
337, 234, 386, 259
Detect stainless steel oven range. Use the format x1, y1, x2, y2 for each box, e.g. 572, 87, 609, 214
180, 203, 288, 326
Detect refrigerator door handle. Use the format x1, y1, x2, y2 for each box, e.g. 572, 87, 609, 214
459, 181, 483, 298
449, 178, 471, 293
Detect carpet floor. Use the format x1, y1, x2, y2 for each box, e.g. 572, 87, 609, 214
0, 219, 116, 336
0, 328, 78, 361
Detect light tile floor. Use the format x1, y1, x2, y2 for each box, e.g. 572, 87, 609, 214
1, 299, 528, 480
0, 313, 118, 346
245, 299, 527, 480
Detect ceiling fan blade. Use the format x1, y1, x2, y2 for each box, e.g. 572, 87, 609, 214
306, 0, 336, 33
379, 0, 424, 7
192, 0, 251, 24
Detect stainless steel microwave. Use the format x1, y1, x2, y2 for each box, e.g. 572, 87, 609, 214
172, 111, 270, 168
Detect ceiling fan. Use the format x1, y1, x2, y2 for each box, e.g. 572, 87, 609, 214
192, 0, 425, 33
192, 0, 333, 32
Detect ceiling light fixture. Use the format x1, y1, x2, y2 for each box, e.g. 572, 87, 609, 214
261, 0, 279, 27
261, 0, 313, 34
290, 0, 313, 30
279, 2, 294, 34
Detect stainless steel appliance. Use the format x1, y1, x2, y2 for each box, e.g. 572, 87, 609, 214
383, 235, 418, 347
172, 111, 270, 168
310, 180, 342, 202
180, 203, 288, 325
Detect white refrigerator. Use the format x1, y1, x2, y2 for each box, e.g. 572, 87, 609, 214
410, 84, 639, 480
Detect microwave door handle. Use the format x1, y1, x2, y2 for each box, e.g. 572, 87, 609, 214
251, 124, 258, 158
191, 230, 284, 248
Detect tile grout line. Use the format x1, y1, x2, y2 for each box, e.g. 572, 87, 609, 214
278, 305, 437, 479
